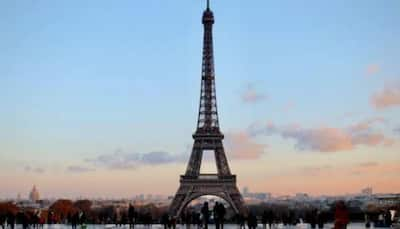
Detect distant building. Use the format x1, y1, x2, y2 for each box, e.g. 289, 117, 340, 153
29, 185, 40, 202
243, 187, 249, 196
361, 187, 373, 196
294, 193, 310, 201
375, 193, 400, 206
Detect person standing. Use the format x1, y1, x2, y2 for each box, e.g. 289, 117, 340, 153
213, 202, 220, 229
267, 210, 274, 229
384, 209, 392, 227
261, 210, 268, 229
7, 213, 15, 229
247, 212, 258, 229
316, 210, 325, 229
128, 204, 136, 229
334, 201, 349, 229
216, 203, 226, 229
236, 214, 245, 229
201, 202, 210, 229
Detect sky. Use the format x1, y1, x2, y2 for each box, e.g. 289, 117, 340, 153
0, 0, 399, 199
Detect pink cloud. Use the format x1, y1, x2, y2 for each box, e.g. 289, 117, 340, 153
348, 117, 385, 132
358, 162, 379, 167
282, 127, 354, 152
225, 131, 267, 160
366, 64, 380, 76
249, 118, 394, 153
352, 133, 385, 146
241, 84, 267, 103
371, 81, 400, 109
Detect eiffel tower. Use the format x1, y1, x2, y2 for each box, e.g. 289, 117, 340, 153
169, 0, 246, 218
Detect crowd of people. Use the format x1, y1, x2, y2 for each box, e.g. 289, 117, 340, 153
0, 200, 398, 228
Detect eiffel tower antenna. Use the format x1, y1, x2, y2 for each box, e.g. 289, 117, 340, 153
169, 1, 246, 218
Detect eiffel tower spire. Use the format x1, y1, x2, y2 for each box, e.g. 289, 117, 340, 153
195, 0, 221, 137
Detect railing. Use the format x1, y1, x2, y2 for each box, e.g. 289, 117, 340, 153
181, 174, 236, 181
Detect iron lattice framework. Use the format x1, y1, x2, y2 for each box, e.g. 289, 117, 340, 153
169, 1, 246, 218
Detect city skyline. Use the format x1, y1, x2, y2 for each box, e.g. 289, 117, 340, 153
1, 0, 400, 199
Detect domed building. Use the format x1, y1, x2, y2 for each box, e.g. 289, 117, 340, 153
29, 185, 40, 202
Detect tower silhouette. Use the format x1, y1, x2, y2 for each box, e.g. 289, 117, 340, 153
169, 1, 246, 217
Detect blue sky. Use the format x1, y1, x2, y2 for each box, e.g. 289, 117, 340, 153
0, 0, 399, 198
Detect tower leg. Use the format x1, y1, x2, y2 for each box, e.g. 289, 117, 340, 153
169, 184, 191, 217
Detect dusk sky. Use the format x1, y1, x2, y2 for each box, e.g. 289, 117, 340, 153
1, 0, 399, 199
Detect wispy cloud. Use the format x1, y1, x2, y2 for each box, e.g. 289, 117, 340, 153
85, 132, 268, 171
85, 150, 186, 170
66, 166, 95, 173
358, 162, 379, 168
24, 166, 45, 174
298, 165, 333, 176
225, 131, 267, 160
348, 117, 385, 132
248, 118, 393, 153
370, 81, 400, 109
241, 84, 267, 103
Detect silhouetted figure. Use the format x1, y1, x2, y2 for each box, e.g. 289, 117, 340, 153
307, 208, 318, 229
365, 213, 371, 228
316, 210, 325, 229
185, 210, 193, 229
289, 209, 297, 226
236, 214, 245, 229
247, 212, 258, 229
216, 202, 226, 229
192, 212, 201, 229
114, 211, 121, 227
262, 210, 268, 229
282, 211, 287, 226
1, 214, 7, 229
71, 212, 79, 229
7, 213, 15, 229
267, 210, 274, 229
0, 214, 5, 229
47, 211, 54, 224
143, 212, 152, 228
377, 211, 384, 227
213, 202, 220, 229
201, 202, 210, 229
128, 204, 137, 229
161, 213, 169, 229
334, 201, 349, 229
170, 216, 177, 229
384, 209, 392, 227
21, 212, 29, 229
